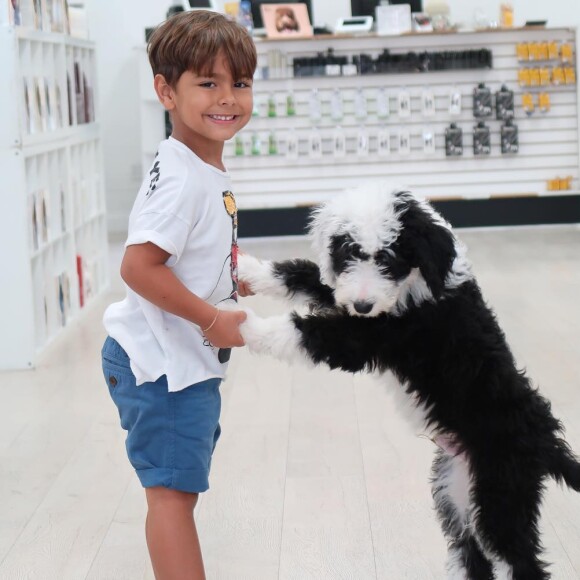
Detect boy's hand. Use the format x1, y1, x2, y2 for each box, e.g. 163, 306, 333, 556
204, 309, 247, 348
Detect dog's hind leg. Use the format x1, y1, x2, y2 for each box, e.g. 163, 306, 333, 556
431, 450, 494, 580
472, 475, 550, 580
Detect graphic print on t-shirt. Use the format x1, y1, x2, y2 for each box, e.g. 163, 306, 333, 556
203, 190, 239, 363
146, 152, 160, 197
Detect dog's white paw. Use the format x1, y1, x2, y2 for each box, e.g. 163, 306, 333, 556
238, 254, 274, 295
239, 309, 304, 363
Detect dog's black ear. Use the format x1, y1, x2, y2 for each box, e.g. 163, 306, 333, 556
395, 195, 456, 298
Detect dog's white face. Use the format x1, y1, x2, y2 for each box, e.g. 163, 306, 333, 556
310, 184, 472, 316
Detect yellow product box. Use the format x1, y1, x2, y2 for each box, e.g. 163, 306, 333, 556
522, 93, 534, 114
551, 67, 565, 85
548, 41, 559, 60
518, 68, 531, 86
564, 67, 576, 84
516, 42, 529, 61
537, 42, 549, 60
538, 93, 551, 112
539, 68, 551, 85
529, 68, 541, 86
560, 43, 573, 63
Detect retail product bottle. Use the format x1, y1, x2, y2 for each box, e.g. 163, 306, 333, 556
377, 127, 391, 157
377, 87, 390, 120
268, 131, 278, 155
234, 134, 245, 156
355, 88, 368, 121
357, 126, 369, 157
286, 91, 296, 116
331, 88, 344, 122
309, 89, 322, 124
333, 126, 346, 158
267, 93, 277, 118
308, 128, 323, 158
286, 129, 299, 159
251, 132, 262, 156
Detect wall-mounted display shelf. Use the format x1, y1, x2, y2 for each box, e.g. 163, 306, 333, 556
137, 27, 580, 235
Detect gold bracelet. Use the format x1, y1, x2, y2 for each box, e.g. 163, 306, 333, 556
202, 309, 220, 333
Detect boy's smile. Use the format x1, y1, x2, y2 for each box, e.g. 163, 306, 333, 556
155, 52, 253, 169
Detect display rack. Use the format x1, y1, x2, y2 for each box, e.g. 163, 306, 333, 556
0, 25, 108, 369
137, 27, 580, 234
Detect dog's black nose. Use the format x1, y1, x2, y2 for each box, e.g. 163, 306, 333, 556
353, 301, 374, 314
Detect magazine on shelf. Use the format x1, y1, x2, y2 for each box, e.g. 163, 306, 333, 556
32, 0, 42, 29
37, 189, 49, 244
23, 78, 32, 133
74, 62, 84, 124
9, 0, 22, 24
60, 185, 66, 232
29, 192, 39, 251
55, 271, 71, 326
76, 254, 84, 307
46, 79, 59, 130
66, 72, 73, 125
36, 77, 49, 132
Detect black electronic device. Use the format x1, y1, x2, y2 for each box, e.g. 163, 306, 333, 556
496, 85, 515, 120
473, 122, 491, 156
351, 0, 423, 17
445, 123, 463, 156
501, 120, 519, 154
389, 0, 423, 13
250, 0, 313, 30
473, 83, 493, 118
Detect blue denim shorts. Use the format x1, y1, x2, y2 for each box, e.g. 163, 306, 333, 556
101, 336, 221, 493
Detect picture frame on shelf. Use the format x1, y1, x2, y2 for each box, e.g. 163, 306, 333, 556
9, 0, 22, 25
261, 3, 313, 39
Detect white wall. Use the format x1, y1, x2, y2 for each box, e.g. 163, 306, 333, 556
85, 0, 578, 234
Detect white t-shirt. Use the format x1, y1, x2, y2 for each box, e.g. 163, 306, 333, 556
103, 137, 240, 392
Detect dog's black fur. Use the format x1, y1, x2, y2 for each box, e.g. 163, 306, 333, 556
242, 191, 580, 579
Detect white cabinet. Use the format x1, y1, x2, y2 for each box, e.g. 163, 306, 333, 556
0, 26, 108, 369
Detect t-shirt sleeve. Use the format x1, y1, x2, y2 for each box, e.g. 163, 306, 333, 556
126, 157, 197, 266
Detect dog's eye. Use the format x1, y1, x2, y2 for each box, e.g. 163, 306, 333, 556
375, 250, 411, 280
350, 244, 369, 261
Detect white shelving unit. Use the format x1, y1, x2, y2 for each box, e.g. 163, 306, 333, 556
0, 25, 108, 370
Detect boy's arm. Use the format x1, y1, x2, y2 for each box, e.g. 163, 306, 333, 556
121, 242, 245, 348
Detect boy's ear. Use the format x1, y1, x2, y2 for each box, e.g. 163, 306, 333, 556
153, 74, 175, 111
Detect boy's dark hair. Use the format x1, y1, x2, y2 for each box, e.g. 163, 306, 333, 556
148, 10, 257, 87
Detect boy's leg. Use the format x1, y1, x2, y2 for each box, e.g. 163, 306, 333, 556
145, 487, 205, 580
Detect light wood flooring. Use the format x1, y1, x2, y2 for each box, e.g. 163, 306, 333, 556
1, 226, 580, 580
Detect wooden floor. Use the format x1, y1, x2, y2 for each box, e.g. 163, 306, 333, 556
1, 226, 580, 580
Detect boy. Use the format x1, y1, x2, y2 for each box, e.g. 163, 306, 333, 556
101, 10, 256, 579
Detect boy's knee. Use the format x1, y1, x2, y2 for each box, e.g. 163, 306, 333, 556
146, 486, 199, 511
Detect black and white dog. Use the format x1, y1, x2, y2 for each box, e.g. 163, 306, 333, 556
238, 184, 580, 580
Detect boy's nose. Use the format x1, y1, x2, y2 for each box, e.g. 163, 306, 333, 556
218, 90, 236, 106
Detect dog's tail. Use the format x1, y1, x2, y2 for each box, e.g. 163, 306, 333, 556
550, 441, 580, 491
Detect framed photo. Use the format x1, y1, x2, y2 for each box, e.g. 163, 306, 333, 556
261, 3, 312, 39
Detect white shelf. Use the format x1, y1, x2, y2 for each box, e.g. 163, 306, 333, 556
0, 27, 108, 370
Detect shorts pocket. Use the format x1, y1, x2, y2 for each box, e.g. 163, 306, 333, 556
102, 354, 134, 377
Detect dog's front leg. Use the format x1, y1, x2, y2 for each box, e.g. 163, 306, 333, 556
238, 254, 335, 308
239, 309, 308, 365
241, 310, 377, 373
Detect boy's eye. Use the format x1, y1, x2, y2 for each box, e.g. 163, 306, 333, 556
199, 81, 216, 88
235, 81, 252, 88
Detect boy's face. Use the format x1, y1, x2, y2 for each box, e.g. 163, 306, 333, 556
156, 52, 253, 156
